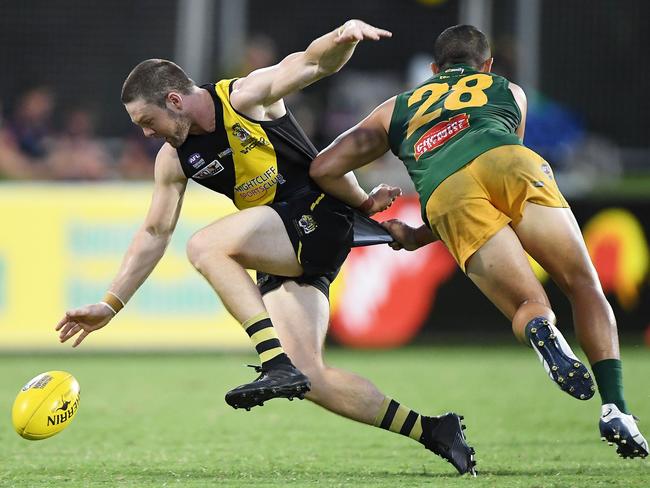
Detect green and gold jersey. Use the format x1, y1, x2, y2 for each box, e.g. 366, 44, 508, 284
176, 79, 319, 210
388, 65, 522, 212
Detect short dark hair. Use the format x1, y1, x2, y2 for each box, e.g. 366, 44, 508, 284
121, 59, 194, 107
433, 25, 491, 70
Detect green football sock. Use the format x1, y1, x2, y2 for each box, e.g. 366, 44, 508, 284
592, 359, 628, 414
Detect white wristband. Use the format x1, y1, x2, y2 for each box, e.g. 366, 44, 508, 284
100, 301, 117, 315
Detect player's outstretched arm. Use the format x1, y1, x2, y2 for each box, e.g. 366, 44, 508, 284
55, 144, 187, 347
310, 97, 399, 215
230, 19, 391, 113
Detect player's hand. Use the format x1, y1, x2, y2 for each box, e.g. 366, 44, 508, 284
381, 219, 422, 251
365, 184, 402, 215
55, 303, 114, 347
335, 20, 392, 44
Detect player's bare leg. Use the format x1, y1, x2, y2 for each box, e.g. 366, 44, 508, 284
263, 281, 384, 422
466, 224, 595, 400
187, 206, 303, 321
186, 206, 310, 409
514, 203, 648, 458
264, 281, 476, 475
513, 204, 618, 364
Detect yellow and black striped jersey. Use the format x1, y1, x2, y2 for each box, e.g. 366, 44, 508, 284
176, 79, 320, 209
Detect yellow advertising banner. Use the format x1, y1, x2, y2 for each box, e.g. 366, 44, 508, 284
0, 183, 251, 350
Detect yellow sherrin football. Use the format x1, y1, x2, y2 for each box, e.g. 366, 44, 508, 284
12, 371, 80, 440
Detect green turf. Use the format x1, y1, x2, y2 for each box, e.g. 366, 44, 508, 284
1, 346, 648, 487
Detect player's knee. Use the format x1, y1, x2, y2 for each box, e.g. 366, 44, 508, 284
186, 231, 218, 271
559, 266, 602, 300
186, 233, 202, 269
565, 275, 604, 301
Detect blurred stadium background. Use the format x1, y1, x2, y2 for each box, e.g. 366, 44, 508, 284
1, 1, 649, 485
1, 0, 648, 350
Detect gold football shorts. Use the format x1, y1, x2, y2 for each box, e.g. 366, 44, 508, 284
425, 144, 569, 272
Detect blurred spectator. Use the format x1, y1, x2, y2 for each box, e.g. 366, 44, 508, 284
46, 108, 112, 180
523, 94, 622, 197
233, 34, 323, 145
322, 71, 414, 192
0, 101, 36, 179
490, 34, 517, 81
406, 52, 435, 87
8, 86, 55, 159
2, 86, 57, 178
525, 94, 586, 169
116, 127, 162, 179
237, 34, 278, 76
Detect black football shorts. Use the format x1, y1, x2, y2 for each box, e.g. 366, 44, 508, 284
257, 190, 353, 299
258, 190, 395, 298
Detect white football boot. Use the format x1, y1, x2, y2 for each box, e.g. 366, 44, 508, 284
599, 403, 649, 459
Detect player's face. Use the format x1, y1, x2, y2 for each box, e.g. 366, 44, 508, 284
125, 99, 191, 148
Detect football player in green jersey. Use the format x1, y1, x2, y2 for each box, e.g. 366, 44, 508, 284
310, 24, 647, 460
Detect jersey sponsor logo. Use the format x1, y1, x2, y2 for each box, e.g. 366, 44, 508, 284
234, 166, 281, 202
192, 159, 225, 179
413, 113, 470, 161
232, 123, 269, 154
188, 153, 206, 169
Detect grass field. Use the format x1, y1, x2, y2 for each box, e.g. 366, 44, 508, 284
1, 346, 648, 487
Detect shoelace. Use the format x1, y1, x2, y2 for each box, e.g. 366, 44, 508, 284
246, 364, 268, 380
246, 364, 263, 373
